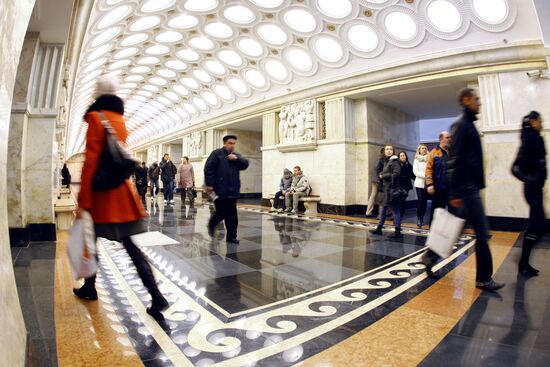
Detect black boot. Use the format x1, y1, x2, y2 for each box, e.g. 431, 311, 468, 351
369, 226, 383, 235
519, 234, 539, 276
417, 218, 423, 228
73, 275, 98, 301
389, 228, 403, 239
147, 297, 169, 321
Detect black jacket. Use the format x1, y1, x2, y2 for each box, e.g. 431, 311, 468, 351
512, 124, 547, 188
161, 161, 177, 182
148, 163, 159, 181
447, 107, 485, 199
399, 161, 414, 192
379, 156, 402, 206
135, 165, 148, 187
204, 148, 249, 199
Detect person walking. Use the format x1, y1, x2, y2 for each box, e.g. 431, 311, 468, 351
270, 168, 293, 213
284, 166, 311, 215
205, 135, 249, 244
369, 145, 405, 239
397, 151, 414, 220
74, 75, 168, 320
148, 161, 160, 200
61, 163, 71, 188
177, 156, 195, 205
135, 161, 148, 205
413, 144, 429, 227
366, 148, 385, 218
512, 111, 547, 276
425, 87, 504, 292
160, 154, 177, 205
425, 131, 452, 224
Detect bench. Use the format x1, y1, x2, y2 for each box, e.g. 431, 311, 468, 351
267, 194, 321, 215
54, 197, 76, 231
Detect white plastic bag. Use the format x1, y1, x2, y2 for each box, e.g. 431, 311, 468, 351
67, 210, 97, 279
426, 208, 466, 258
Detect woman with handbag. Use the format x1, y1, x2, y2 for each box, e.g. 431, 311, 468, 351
413, 144, 429, 227
370, 145, 404, 239
75, 75, 168, 320
512, 111, 547, 276
397, 151, 415, 221
177, 156, 195, 205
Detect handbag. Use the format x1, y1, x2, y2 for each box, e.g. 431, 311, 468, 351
192, 187, 197, 198
426, 208, 466, 258
92, 112, 138, 191
67, 210, 97, 280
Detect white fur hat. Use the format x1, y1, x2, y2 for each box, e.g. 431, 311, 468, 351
93, 74, 120, 99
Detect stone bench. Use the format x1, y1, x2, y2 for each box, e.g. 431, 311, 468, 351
267, 194, 321, 215
54, 197, 76, 231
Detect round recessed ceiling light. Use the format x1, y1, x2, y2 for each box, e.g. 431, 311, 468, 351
150, 77, 168, 86
108, 59, 131, 70
427, 0, 461, 32
157, 69, 177, 78
156, 31, 183, 43
137, 56, 160, 65
245, 69, 267, 88
257, 24, 288, 45
204, 22, 234, 39
174, 107, 189, 119
223, 5, 255, 24
202, 91, 219, 105
214, 85, 232, 100
141, 0, 175, 13
164, 91, 179, 101
284, 48, 313, 72
125, 75, 144, 82
97, 5, 131, 30
180, 77, 200, 89
143, 85, 159, 92
265, 59, 288, 81
137, 90, 153, 97
165, 60, 188, 70
250, 0, 283, 8
185, 0, 218, 12
317, 0, 352, 19
120, 82, 137, 89
177, 48, 200, 61
130, 16, 161, 32
283, 9, 317, 33
384, 11, 417, 41
173, 85, 189, 96
189, 36, 215, 50
114, 47, 138, 59
205, 60, 226, 75
131, 66, 151, 74
168, 14, 199, 29
120, 33, 148, 47
217, 49, 243, 67
157, 96, 172, 106
228, 77, 248, 94
473, 0, 507, 24
237, 38, 264, 57
91, 27, 121, 48
347, 24, 379, 52
313, 37, 343, 63
193, 98, 208, 111
193, 69, 212, 83
84, 58, 107, 74
183, 102, 197, 114
145, 45, 170, 56
87, 43, 112, 62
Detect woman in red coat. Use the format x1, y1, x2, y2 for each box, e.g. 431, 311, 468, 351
74, 75, 168, 320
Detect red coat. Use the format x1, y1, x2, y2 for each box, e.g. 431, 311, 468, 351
78, 110, 145, 224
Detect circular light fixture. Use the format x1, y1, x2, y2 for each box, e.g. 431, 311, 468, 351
157, 69, 176, 78
137, 56, 160, 65
180, 77, 200, 89
145, 45, 170, 56
84, 58, 107, 74
317, 0, 352, 19
91, 27, 121, 48
164, 91, 179, 101
202, 91, 219, 106
217, 50, 243, 67
97, 5, 131, 30
204, 22, 234, 39
189, 36, 215, 50
137, 90, 153, 97
283, 8, 317, 33
141, 0, 175, 13
108, 59, 131, 70
384, 11, 417, 41
257, 24, 288, 45
223, 5, 255, 24
115, 47, 139, 60
120, 82, 137, 89
125, 75, 144, 82
284, 47, 313, 72
205, 60, 226, 75
120, 33, 148, 47
313, 37, 343, 63
173, 85, 189, 96
131, 66, 151, 74
472, 0, 507, 24
427, 0, 461, 32
129, 16, 161, 32
184, 0, 218, 12
177, 49, 200, 61
244, 69, 267, 88
174, 107, 189, 119
193, 98, 208, 111
347, 24, 379, 52
264, 59, 288, 81
214, 85, 232, 100
183, 102, 197, 114
165, 60, 187, 70
143, 85, 159, 92
149, 77, 168, 86
155, 31, 183, 43
236, 38, 264, 57
87, 43, 112, 62
249, 0, 283, 9
193, 69, 212, 83
168, 14, 199, 29
228, 77, 248, 95
157, 96, 172, 106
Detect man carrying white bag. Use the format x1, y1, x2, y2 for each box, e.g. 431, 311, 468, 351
67, 210, 97, 280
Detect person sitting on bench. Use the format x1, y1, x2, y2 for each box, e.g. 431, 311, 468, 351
285, 166, 311, 214
270, 168, 293, 212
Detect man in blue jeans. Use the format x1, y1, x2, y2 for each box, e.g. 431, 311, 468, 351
423, 87, 505, 292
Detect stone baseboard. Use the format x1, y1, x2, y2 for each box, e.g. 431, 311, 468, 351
9, 223, 56, 246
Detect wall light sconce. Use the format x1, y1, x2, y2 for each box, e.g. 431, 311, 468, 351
526, 70, 550, 79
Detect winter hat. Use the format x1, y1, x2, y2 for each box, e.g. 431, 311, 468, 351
93, 74, 120, 99
283, 168, 291, 174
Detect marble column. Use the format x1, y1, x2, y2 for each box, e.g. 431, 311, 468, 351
0, 1, 38, 365
262, 112, 277, 147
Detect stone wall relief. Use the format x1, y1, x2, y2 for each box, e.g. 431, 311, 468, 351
189, 131, 202, 157
277, 99, 317, 152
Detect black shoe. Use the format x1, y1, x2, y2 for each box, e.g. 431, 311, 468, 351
227, 238, 240, 244
207, 224, 215, 238
417, 218, 423, 228
421, 253, 435, 278
73, 287, 98, 301
389, 228, 403, 239
518, 264, 539, 276
476, 279, 505, 292
365, 214, 376, 218
369, 226, 383, 235
147, 299, 168, 321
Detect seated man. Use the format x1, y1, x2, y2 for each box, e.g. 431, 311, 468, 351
284, 166, 311, 214
270, 168, 293, 213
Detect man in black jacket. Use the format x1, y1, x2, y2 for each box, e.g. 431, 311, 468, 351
205, 135, 249, 243
446, 87, 504, 292
148, 162, 160, 199
135, 162, 148, 205
160, 154, 177, 205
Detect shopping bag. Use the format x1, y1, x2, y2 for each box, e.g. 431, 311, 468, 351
426, 208, 466, 258
67, 210, 97, 280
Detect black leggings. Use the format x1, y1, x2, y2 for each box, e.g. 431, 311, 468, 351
524, 185, 546, 238
416, 187, 428, 221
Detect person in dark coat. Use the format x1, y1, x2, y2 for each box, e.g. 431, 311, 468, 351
512, 110, 547, 276
148, 161, 160, 199
205, 135, 249, 243
369, 145, 404, 238
397, 151, 415, 220
135, 161, 148, 205
160, 154, 177, 205
61, 163, 71, 187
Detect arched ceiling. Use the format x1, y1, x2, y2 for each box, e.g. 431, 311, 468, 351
66, 0, 524, 155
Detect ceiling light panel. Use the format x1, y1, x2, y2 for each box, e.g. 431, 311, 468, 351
222, 5, 256, 24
